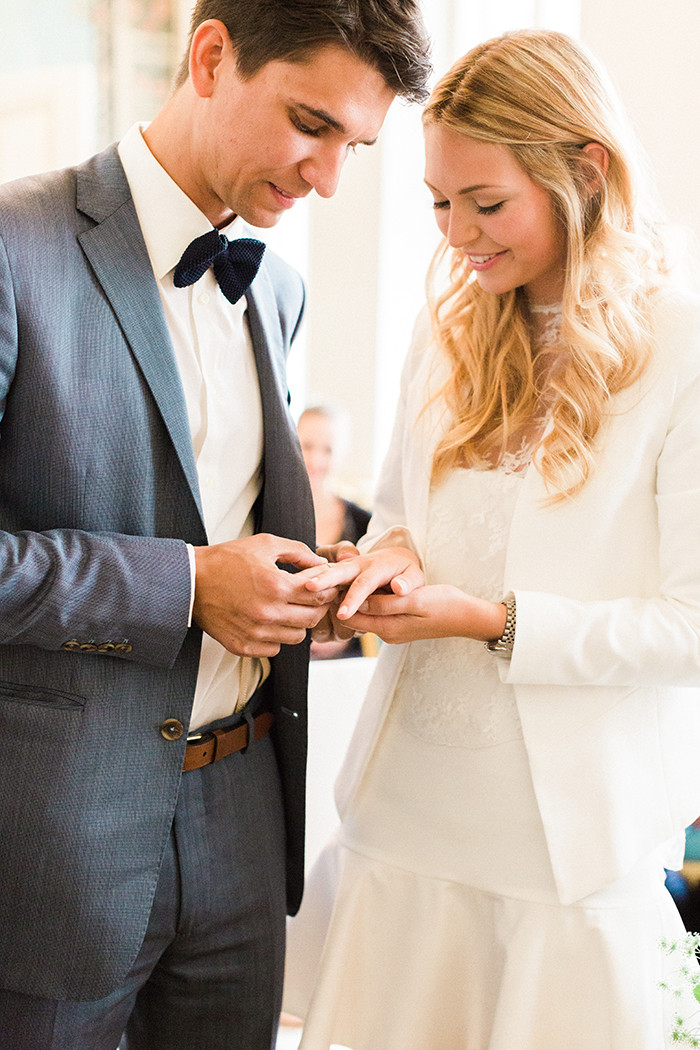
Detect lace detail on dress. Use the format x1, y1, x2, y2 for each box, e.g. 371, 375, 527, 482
500, 303, 565, 474
530, 302, 563, 348
389, 469, 524, 748
388, 306, 566, 747
501, 436, 534, 475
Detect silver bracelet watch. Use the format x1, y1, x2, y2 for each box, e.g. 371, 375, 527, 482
485, 593, 516, 658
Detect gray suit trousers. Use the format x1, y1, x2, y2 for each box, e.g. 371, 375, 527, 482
0, 731, 287, 1050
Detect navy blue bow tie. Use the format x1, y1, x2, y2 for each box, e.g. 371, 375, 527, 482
173, 229, 266, 304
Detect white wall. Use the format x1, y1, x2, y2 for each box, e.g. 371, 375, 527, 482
581, 0, 700, 250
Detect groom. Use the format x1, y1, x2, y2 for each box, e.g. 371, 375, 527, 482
0, 1, 430, 1047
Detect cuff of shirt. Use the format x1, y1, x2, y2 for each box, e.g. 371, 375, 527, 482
186, 543, 196, 627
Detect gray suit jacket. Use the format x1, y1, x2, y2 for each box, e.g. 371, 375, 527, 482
0, 144, 314, 1000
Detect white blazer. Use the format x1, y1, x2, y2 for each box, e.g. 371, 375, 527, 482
336, 286, 700, 905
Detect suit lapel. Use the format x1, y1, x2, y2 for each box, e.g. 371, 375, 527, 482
245, 265, 292, 409
245, 266, 314, 545
75, 146, 204, 522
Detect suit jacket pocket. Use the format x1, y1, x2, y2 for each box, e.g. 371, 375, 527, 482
0, 680, 85, 709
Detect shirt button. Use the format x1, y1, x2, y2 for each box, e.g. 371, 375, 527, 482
160, 719, 185, 741
198, 292, 210, 305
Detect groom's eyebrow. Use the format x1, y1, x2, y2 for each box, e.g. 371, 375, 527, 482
294, 102, 379, 146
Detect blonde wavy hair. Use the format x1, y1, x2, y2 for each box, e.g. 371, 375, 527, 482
423, 29, 667, 501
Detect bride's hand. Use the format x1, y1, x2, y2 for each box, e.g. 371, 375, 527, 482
315, 540, 360, 564
298, 546, 424, 616
337, 585, 508, 646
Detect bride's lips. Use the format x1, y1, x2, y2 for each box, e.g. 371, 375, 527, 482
467, 250, 507, 271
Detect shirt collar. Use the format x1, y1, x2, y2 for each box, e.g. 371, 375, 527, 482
117, 122, 244, 282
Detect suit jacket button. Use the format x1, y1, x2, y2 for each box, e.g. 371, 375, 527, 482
114, 642, 133, 654
160, 719, 184, 741
61, 640, 81, 652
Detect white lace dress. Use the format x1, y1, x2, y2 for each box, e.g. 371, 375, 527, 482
284, 308, 691, 1049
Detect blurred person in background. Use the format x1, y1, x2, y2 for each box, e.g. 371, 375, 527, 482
298, 406, 371, 659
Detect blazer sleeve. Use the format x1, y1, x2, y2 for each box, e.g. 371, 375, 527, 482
0, 527, 192, 668
0, 216, 191, 669
504, 291, 700, 688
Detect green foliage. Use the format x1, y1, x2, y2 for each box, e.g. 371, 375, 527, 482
661, 934, 700, 1045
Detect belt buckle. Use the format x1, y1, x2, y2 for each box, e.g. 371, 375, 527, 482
186, 729, 213, 745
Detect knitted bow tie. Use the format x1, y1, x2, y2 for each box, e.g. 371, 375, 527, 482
173, 229, 266, 304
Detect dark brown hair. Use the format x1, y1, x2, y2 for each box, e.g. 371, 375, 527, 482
175, 0, 431, 102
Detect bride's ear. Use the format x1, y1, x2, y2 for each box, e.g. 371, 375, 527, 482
580, 141, 609, 194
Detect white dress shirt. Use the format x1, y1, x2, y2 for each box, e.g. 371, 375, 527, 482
118, 123, 268, 731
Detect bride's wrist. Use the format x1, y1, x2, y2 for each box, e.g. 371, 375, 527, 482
454, 593, 508, 641
480, 597, 508, 642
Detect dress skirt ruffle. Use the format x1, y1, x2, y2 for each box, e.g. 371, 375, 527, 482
285, 832, 694, 1050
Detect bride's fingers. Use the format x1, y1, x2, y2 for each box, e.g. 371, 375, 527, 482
298, 560, 362, 590
336, 570, 411, 618
390, 562, 424, 596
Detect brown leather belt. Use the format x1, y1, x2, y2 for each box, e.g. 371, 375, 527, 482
183, 711, 274, 772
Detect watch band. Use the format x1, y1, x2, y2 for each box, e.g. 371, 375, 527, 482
485, 593, 516, 657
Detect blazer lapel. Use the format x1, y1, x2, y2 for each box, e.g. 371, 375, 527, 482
408, 342, 450, 553
75, 146, 203, 522
245, 265, 292, 409
245, 265, 314, 545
